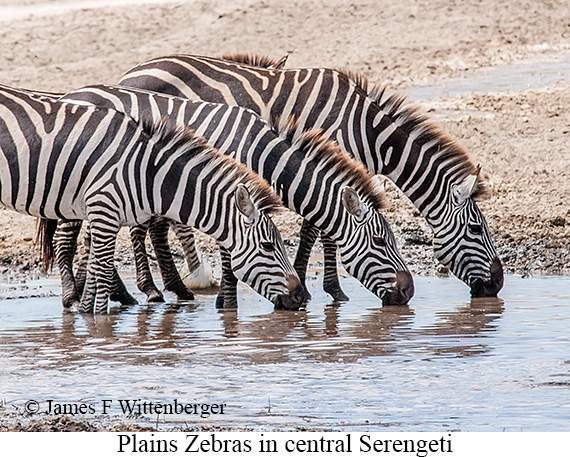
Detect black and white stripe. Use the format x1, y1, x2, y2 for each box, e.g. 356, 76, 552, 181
0, 83, 303, 312
58, 83, 413, 305
119, 54, 503, 297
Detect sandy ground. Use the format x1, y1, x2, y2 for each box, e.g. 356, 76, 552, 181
0, 0, 569, 284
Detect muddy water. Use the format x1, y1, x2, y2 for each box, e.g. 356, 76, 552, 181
1, 274, 569, 431
406, 50, 570, 101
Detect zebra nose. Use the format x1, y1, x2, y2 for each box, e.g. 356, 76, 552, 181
381, 270, 414, 306
288, 274, 307, 307
490, 256, 504, 289
471, 257, 504, 297
274, 275, 307, 310
396, 270, 415, 301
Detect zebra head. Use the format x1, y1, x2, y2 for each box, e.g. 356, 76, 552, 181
336, 187, 414, 306
431, 168, 504, 297
230, 184, 306, 310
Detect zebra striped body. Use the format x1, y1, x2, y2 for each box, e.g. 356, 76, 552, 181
119, 54, 503, 297
58, 84, 413, 305
0, 84, 303, 312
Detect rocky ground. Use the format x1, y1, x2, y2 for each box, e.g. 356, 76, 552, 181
0, 0, 569, 284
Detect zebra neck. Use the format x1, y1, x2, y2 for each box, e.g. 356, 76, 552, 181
267, 155, 346, 237
368, 110, 463, 226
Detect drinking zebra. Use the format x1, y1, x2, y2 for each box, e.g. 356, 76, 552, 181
0, 83, 304, 312
45, 83, 413, 306
119, 54, 504, 298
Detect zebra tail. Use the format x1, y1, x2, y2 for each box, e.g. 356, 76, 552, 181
35, 218, 58, 272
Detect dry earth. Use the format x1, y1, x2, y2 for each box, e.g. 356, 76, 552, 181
0, 0, 569, 285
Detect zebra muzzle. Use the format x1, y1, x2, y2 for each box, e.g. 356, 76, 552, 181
273, 274, 307, 310
380, 270, 415, 306
470, 257, 504, 298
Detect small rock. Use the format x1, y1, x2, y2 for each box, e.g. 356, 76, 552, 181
436, 266, 450, 277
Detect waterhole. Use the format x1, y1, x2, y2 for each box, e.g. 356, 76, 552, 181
1, 274, 568, 431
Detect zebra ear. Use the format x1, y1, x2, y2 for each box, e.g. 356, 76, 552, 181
269, 53, 289, 70
341, 187, 366, 219
454, 164, 481, 204
235, 184, 258, 223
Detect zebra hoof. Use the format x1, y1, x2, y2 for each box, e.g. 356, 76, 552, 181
215, 294, 225, 309
62, 296, 81, 310
175, 289, 195, 301
146, 289, 165, 303
64, 300, 81, 313
164, 277, 196, 300
111, 292, 138, 306
324, 286, 349, 302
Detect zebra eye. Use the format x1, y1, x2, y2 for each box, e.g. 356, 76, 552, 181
372, 235, 387, 247
261, 241, 274, 251
468, 224, 483, 235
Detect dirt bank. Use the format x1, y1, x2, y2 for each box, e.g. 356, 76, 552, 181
0, 0, 569, 284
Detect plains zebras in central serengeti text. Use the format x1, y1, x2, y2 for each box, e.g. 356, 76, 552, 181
0, 83, 304, 313
49, 83, 413, 306
119, 54, 504, 298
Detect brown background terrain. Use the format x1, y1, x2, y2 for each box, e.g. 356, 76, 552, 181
0, 0, 569, 283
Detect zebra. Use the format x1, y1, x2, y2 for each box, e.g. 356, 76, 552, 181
0, 83, 305, 313
46, 83, 414, 306
119, 53, 504, 298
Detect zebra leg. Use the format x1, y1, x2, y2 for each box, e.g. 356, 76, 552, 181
78, 263, 97, 313
76, 223, 101, 313
74, 226, 90, 296
215, 247, 238, 309
80, 219, 120, 314
53, 220, 83, 309
170, 222, 201, 274
214, 275, 226, 309
292, 219, 319, 301
170, 221, 216, 289
74, 224, 137, 307
148, 217, 195, 301
321, 235, 349, 302
130, 221, 164, 303
110, 268, 138, 306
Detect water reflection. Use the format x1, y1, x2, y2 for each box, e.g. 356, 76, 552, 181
3, 276, 570, 431
423, 297, 505, 357
0, 279, 506, 369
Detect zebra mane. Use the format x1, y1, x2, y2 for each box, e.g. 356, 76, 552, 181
338, 69, 489, 200
271, 116, 386, 211
220, 53, 287, 70
141, 118, 282, 213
